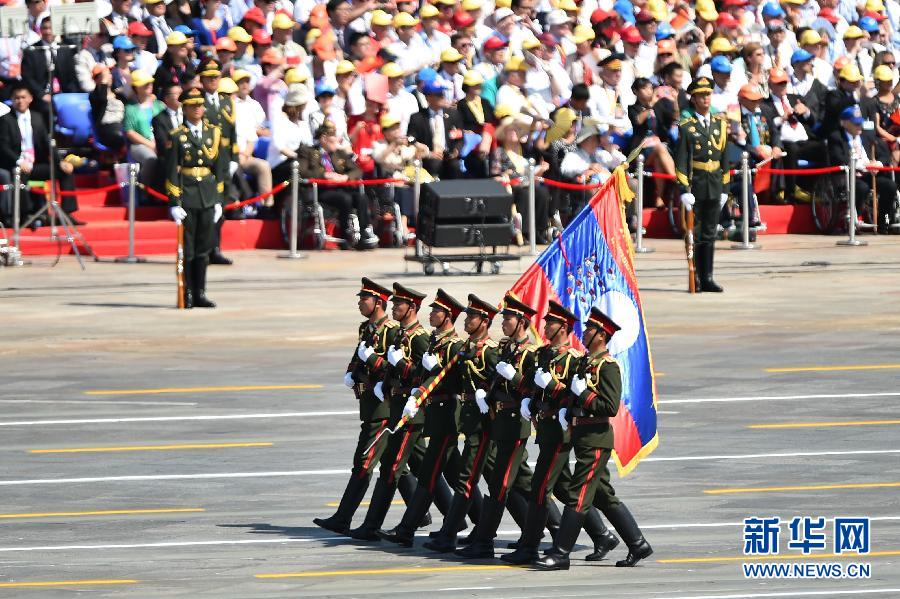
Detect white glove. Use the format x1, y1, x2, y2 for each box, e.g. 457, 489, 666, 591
422, 352, 438, 371
213, 203, 223, 222
387, 346, 404, 366
534, 368, 553, 389
229, 161, 239, 177
374, 381, 385, 402
403, 396, 419, 420
343, 372, 354, 388
496, 361, 516, 381
558, 407, 569, 432
474, 388, 489, 414
169, 206, 187, 224
680, 192, 695, 211
570, 374, 587, 396
357, 342, 374, 361
520, 397, 532, 420
720, 193, 729, 208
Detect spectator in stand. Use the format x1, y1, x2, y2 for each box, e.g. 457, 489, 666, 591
124, 70, 164, 202
111, 36, 137, 100
438, 48, 466, 103
420, 4, 452, 66
407, 78, 465, 180
215, 37, 238, 79
863, 65, 900, 165
271, 12, 306, 65
731, 84, 780, 222
389, 13, 431, 76
229, 27, 255, 73
268, 85, 312, 212
232, 70, 271, 199
192, 0, 229, 52
130, 21, 161, 74
253, 48, 288, 123
143, 0, 172, 56
588, 54, 631, 133
75, 30, 110, 93
383, 62, 419, 135
565, 25, 597, 87
788, 49, 827, 122
21, 18, 79, 112
373, 114, 430, 235
629, 77, 676, 209
89, 66, 127, 152
823, 63, 864, 137
334, 60, 364, 117
709, 56, 738, 116
456, 70, 495, 178
153, 31, 195, 98
347, 93, 386, 178
473, 37, 508, 106
309, 82, 350, 149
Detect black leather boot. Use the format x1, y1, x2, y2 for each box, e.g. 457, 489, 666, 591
604, 503, 654, 567
423, 493, 470, 553
533, 507, 586, 571
377, 486, 433, 547
455, 484, 483, 546
501, 501, 546, 565
397, 473, 431, 528
313, 474, 370, 535
348, 478, 395, 541
432, 473, 453, 516
699, 243, 723, 292
191, 257, 216, 308
583, 508, 619, 561
208, 218, 232, 264
456, 496, 505, 559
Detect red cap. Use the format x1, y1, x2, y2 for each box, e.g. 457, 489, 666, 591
657, 38, 676, 54
591, 8, 614, 23
537, 32, 557, 46
215, 37, 237, 52
864, 9, 886, 21
243, 7, 266, 25
252, 29, 271, 45
768, 67, 788, 83
621, 27, 642, 44
635, 9, 656, 23
717, 12, 739, 27
127, 21, 152, 37
452, 11, 475, 27
483, 36, 508, 50
817, 7, 840, 23
722, 0, 748, 7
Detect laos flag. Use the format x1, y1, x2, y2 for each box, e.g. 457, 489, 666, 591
510, 172, 659, 476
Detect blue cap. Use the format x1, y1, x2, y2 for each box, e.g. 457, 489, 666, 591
840, 104, 864, 124
655, 22, 675, 40
710, 55, 733, 74
790, 48, 814, 63
614, 0, 635, 23
761, 2, 785, 17
421, 79, 447, 96
112, 35, 136, 51
417, 67, 438, 84
314, 81, 337, 97
174, 25, 197, 37
859, 15, 879, 32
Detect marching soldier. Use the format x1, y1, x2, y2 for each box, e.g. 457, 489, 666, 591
314, 278, 400, 534
675, 77, 731, 293
534, 307, 653, 570
456, 293, 539, 559
379, 289, 467, 547
166, 87, 227, 309
502, 301, 616, 565
349, 283, 433, 541
423, 294, 500, 553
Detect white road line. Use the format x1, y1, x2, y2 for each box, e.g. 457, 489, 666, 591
439, 588, 494, 592
0, 411, 358, 427
0, 400, 197, 406
641, 449, 900, 462
648, 590, 900, 599
659, 392, 900, 405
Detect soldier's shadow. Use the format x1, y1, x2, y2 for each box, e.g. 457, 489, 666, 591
217, 522, 350, 548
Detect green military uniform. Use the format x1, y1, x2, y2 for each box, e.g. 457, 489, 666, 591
379, 288, 467, 548
675, 77, 731, 292
313, 278, 400, 535
166, 87, 227, 308
422, 294, 500, 553
534, 307, 652, 571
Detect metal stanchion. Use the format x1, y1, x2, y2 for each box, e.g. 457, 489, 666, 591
731, 152, 759, 250
13, 167, 21, 251
116, 163, 146, 263
280, 161, 307, 259
634, 155, 654, 254
837, 155, 866, 246
527, 158, 537, 256
413, 159, 422, 258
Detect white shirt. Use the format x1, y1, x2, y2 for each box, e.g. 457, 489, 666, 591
187, 121, 203, 140
269, 112, 312, 168
386, 89, 420, 135
16, 110, 34, 164
234, 95, 266, 149
388, 36, 433, 76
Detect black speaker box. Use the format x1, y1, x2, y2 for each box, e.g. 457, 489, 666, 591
417, 219, 513, 247
420, 179, 513, 219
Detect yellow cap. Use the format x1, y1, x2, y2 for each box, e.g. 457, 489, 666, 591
571, 24, 595, 44
284, 67, 309, 84
371, 10, 393, 26
647, 0, 667, 22
130, 69, 154, 87
381, 62, 405, 78
709, 37, 736, 54
462, 70, 483, 86
462, 0, 481, 9
272, 12, 294, 29
522, 36, 541, 50
839, 63, 864, 82
143, 0, 163, 5
504, 56, 527, 72
494, 104, 515, 119
393, 12, 420, 27
695, 0, 717, 21
781, 0, 804, 4
335, 60, 356, 75
232, 69, 251, 82
380, 113, 401, 129
165, 31, 188, 46
799, 29, 823, 45
217, 77, 238, 94
435, 0, 456, 5
866, 0, 885, 11
440, 47, 464, 62
306, 28, 322, 46
874, 64, 894, 81
842, 26, 864, 40
420, 4, 440, 17
495, 0, 511, 8
557, 0, 578, 10
228, 26, 252, 43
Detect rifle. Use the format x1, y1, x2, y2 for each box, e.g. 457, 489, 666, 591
871, 142, 879, 235
685, 133, 697, 294
176, 223, 185, 309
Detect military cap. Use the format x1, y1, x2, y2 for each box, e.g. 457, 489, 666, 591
586, 306, 621, 336
198, 57, 222, 78
466, 294, 499, 320
597, 52, 625, 71
501, 292, 537, 320
357, 277, 392, 302
392, 282, 427, 306
545, 299, 577, 328
688, 77, 713, 95
429, 288, 465, 320
179, 87, 205, 106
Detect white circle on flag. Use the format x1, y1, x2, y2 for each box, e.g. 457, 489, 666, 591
596, 290, 640, 355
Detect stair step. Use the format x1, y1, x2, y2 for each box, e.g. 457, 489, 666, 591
72, 206, 170, 222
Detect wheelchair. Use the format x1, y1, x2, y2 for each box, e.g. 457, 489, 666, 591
279, 183, 360, 250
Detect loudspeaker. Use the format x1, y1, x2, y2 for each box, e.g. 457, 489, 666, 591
417, 219, 513, 247
420, 180, 513, 219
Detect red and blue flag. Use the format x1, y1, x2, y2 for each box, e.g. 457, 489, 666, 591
510, 175, 659, 476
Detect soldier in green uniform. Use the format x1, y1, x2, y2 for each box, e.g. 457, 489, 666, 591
379, 289, 467, 547
675, 76, 731, 292
422, 294, 500, 553
348, 283, 432, 541
197, 57, 236, 265
533, 307, 653, 570
314, 278, 400, 534
456, 293, 539, 559
166, 87, 227, 309
502, 301, 616, 565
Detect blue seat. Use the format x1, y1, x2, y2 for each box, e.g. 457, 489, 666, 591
53, 93, 93, 146
253, 136, 271, 160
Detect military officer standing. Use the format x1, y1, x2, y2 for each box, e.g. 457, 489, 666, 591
379, 289, 467, 547
314, 278, 400, 535
166, 87, 227, 309
534, 307, 653, 570
675, 77, 731, 293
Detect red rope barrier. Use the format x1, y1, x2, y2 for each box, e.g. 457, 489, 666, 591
224, 181, 289, 210
645, 171, 675, 180
31, 182, 123, 196
540, 177, 605, 190
865, 165, 900, 172
757, 166, 844, 175
304, 177, 404, 186
142, 184, 169, 202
